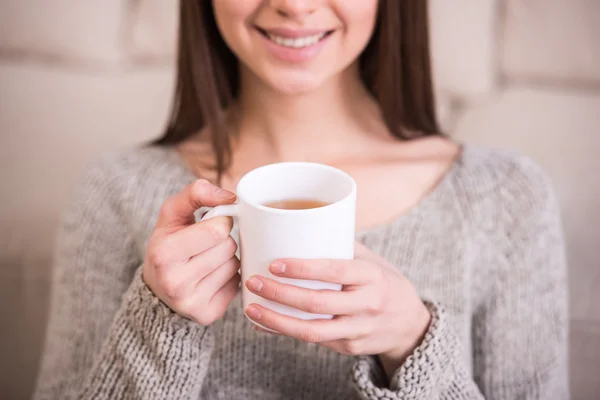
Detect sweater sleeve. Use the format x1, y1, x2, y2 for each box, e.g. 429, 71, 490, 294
350, 301, 485, 399
470, 158, 569, 399
350, 155, 569, 399
33, 159, 214, 399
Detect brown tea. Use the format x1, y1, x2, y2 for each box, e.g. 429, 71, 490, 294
263, 199, 330, 210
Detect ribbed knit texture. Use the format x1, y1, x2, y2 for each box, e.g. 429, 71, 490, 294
34, 144, 569, 399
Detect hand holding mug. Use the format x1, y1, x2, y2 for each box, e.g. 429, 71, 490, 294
244, 242, 432, 376
142, 179, 240, 326
200, 162, 357, 327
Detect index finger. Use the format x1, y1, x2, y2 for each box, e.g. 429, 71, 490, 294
157, 179, 236, 229
269, 258, 376, 285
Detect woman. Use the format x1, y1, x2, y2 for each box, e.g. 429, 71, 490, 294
34, 1, 569, 399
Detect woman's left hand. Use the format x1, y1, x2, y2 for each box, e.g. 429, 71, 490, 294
244, 243, 432, 376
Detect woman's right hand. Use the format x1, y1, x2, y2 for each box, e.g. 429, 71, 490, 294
143, 179, 240, 325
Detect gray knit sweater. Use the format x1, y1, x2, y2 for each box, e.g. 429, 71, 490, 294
34, 144, 569, 399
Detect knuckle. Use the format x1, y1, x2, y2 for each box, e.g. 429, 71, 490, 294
269, 284, 282, 302
192, 178, 212, 194
366, 292, 384, 314
161, 276, 181, 300
299, 260, 310, 276
221, 257, 240, 277
307, 294, 331, 314
224, 236, 238, 255
300, 328, 323, 344
152, 236, 180, 267
154, 264, 182, 300
148, 244, 169, 271
204, 220, 230, 242
326, 260, 342, 279
162, 285, 179, 301
189, 179, 214, 205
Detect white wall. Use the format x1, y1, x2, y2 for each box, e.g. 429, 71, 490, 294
0, 1, 599, 398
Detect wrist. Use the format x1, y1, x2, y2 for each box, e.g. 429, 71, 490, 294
379, 302, 432, 378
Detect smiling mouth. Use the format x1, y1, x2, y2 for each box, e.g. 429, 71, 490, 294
256, 28, 334, 49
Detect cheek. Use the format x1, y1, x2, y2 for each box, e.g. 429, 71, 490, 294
334, 0, 379, 22
335, 0, 379, 54
212, 0, 258, 55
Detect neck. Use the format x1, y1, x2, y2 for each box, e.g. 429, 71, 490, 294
233, 63, 388, 164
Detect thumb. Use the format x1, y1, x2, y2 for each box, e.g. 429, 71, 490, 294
156, 179, 236, 229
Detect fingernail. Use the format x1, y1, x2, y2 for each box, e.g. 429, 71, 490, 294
269, 261, 286, 274
214, 187, 236, 200
246, 306, 262, 320
246, 277, 263, 292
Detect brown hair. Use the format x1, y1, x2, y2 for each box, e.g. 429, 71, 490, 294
155, 1, 440, 177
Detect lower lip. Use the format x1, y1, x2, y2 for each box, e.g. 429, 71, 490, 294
257, 30, 332, 63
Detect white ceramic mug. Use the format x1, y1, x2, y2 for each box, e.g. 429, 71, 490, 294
200, 162, 356, 324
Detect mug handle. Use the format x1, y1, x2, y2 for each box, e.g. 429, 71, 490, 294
199, 204, 240, 257
200, 204, 239, 220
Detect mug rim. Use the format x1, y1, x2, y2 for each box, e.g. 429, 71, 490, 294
235, 162, 357, 215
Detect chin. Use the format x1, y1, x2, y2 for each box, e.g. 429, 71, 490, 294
263, 69, 328, 95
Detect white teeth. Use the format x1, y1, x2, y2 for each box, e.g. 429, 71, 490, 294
267, 32, 326, 48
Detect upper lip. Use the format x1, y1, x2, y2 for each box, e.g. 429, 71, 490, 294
256, 27, 332, 38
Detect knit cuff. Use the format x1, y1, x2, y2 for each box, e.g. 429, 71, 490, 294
79, 268, 213, 399
351, 301, 457, 399
123, 268, 209, 336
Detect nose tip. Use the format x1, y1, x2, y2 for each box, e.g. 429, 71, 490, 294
272, 0, 318, 18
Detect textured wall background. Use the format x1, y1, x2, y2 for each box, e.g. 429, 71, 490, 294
0, 1, 599, 398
